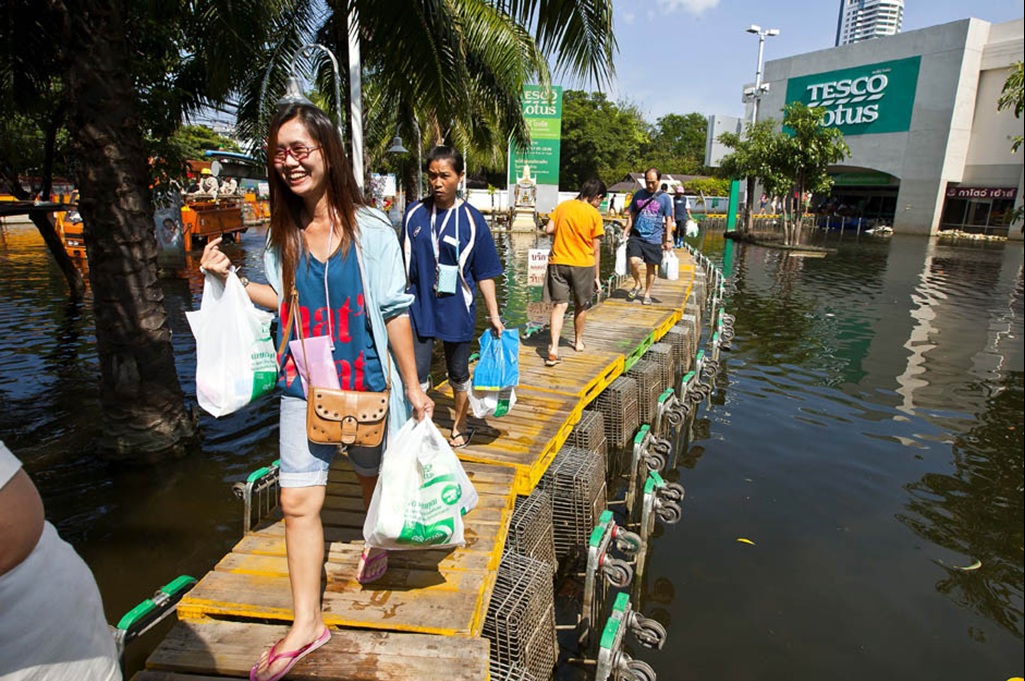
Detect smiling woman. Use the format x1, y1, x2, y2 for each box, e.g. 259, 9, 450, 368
198, 102, 434, 681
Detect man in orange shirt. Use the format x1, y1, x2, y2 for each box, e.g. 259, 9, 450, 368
542, 179, 607, 366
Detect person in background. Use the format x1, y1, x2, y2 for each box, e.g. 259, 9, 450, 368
196, 168, 219, 198
200, 102, 433, 681
401, 146, 504, 449
672, 186, 692, 248
542, 178, 606, 366
1, 440, 122, 681
219, 175, 239, 196
623, 168, 674, 306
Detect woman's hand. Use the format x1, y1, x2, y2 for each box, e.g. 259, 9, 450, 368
406, 384, 434, 422
199, 237, 232, 280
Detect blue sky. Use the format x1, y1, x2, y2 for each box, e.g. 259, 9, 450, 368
572, 0, 1023, 123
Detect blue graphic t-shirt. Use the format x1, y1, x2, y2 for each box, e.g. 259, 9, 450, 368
277, 246, 386, 397
402, 200, 503, 342
629, 189, 673, 244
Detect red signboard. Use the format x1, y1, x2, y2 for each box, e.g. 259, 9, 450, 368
945, 186, 1017, 200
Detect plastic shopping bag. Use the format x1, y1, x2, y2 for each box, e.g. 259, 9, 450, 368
660, 250, 680, 281
468, 386, 517, 419
473, 329, 520, 391
186, 271, 278, 417
685, 219, 699, 237
363, 418, 479, 550
614, 241, 627, 276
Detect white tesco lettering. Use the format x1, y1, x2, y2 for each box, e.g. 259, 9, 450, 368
806, 74, 888, 101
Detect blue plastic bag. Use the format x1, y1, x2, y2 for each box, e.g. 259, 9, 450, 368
473, 329, 520, 391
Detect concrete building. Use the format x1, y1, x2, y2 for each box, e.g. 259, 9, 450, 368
836, 0, 904, 46
758, 17, 1024, 238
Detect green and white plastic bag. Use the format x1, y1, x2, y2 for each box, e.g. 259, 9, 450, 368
187, 270, 277, 417
363, 417, 479, 550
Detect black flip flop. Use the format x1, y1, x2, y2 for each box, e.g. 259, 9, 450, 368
449, 428, 476, 449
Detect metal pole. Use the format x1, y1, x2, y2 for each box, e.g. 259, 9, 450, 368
752, 33, 766, 124
347, 9, 365, 192
415, 121, 422, 201
302, 45, 344, 151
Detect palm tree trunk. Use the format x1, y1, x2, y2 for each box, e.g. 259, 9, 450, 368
31, 212, 86, 299
52, 0, 196, 458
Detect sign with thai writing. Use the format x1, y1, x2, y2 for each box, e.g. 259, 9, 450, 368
785, 57, 920, 136
527, 248, 550, 287
508, 85, 563, 186
944, 186, 1017, 200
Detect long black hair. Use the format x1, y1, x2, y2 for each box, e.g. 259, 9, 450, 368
266, 103, 365, 296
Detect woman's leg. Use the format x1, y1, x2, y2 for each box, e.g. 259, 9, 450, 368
251, 485, 329, 681
251, 397, 334, 680
443, 340, 473, 443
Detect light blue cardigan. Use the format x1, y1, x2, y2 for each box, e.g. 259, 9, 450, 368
263, 207, 414, 445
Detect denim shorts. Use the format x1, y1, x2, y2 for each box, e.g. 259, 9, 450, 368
278, 395, 383, 486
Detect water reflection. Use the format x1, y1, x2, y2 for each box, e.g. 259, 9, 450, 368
899, 368, 1024, 639
640, 231, 1023, 680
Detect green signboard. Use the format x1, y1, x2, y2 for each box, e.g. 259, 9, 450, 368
508, 85, 562, 185
785, 56, 920, 136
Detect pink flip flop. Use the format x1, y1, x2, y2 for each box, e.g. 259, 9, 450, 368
356, 546, 389, 584
250, 627, 331, 681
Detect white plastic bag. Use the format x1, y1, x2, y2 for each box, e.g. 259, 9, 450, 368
468, 386, 517, 418
614, 242, 627, 276
660, 250, 680, 281
187, 271, 278, 417
685, 219, 699, 237
363, 418, 479, 550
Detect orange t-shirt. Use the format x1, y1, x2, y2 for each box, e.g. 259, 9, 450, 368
548, 199, 605, 267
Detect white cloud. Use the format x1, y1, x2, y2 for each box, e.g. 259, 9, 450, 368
655, 0, 721, 15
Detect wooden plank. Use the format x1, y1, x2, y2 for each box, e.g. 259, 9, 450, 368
230, 532, 494, 573
427, 384, 579, 494
176, 567, 490, 635
144, 620, 489, 681
516, 333, 625, 401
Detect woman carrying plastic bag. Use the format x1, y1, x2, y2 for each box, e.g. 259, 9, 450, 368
187, 270, 278, 417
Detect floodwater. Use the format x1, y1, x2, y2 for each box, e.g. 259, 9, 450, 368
1, 221, 1022, 680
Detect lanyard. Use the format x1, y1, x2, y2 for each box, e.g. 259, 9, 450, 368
430, 201, 460, 263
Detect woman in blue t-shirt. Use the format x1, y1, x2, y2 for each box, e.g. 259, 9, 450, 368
200, 103, 432, 681
401, 146, 504, 448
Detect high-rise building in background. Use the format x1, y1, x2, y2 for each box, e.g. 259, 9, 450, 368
835, 0, 904, 46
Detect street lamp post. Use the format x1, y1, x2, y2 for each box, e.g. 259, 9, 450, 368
744, 25, 780, 124
386, 119, 422, 202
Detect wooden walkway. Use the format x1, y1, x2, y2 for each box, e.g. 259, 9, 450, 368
133, 251, 698, 681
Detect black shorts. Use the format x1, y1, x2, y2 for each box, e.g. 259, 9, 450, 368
543, 263, 595, 306
627, 236, 663, 266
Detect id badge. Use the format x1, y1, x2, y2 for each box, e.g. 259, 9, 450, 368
435, 263, 459, 296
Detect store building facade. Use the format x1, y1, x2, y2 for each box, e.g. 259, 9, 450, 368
757, 17, 1024, 238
